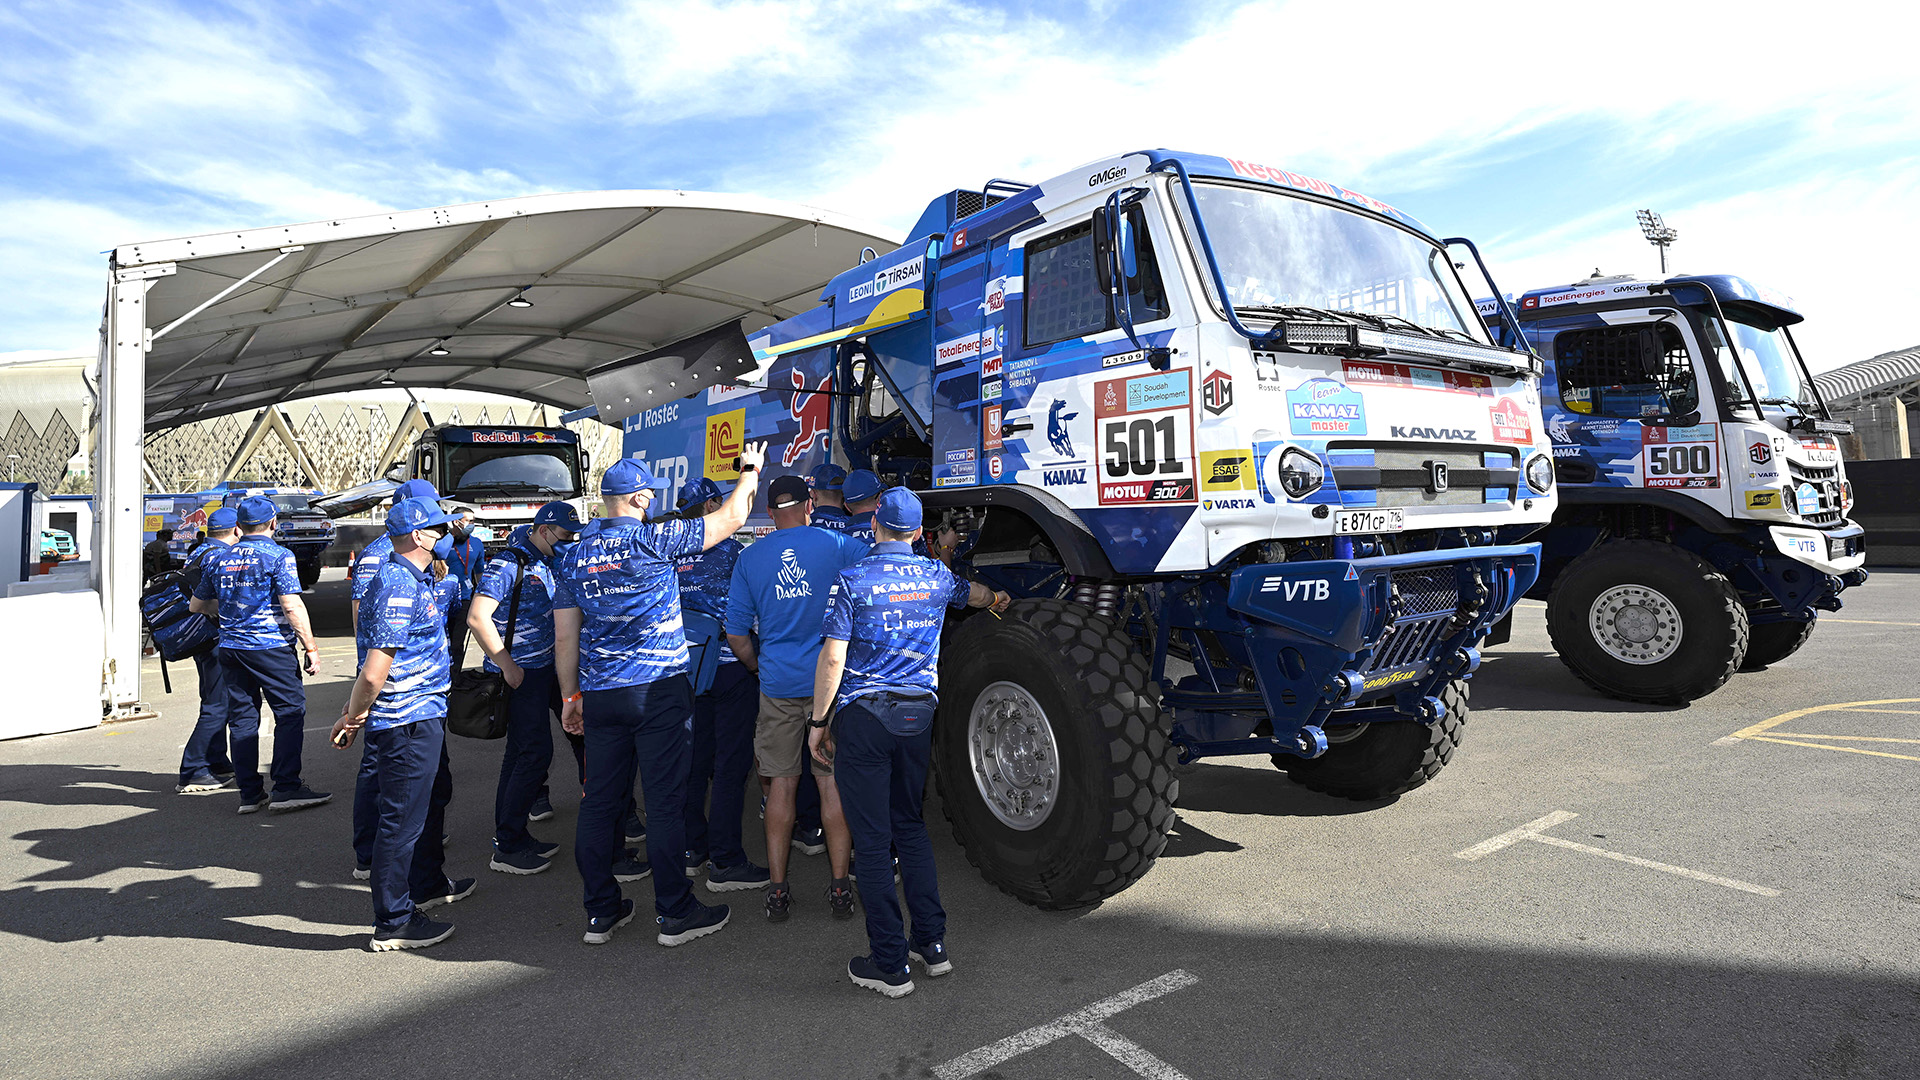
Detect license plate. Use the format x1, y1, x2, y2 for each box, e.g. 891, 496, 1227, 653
1829, 537, 1851, 561
1335, 508, 1404, 534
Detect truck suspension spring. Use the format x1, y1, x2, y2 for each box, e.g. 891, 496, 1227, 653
1068, 581, 1126, 620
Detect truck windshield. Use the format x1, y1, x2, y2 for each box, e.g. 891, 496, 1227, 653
445, 445, 579, 497
270, 494, 312, 512
1700, 313, 1815, 410
1188, 181, 1489, 344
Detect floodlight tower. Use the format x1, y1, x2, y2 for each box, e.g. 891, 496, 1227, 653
1636, 209, 1679, 274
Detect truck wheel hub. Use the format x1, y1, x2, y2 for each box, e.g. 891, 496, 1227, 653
1590, 584, 1682, 665
968, 681, 1060, 832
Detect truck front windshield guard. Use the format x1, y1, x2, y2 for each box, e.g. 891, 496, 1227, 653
1440, 236, 1539, 374
1654, 285, 1767, 420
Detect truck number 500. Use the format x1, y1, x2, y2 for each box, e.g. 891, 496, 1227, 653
1104, 416, 1183, 478
1646, 445, 1713, 476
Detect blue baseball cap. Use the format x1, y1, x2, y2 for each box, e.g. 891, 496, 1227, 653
206, 507, 239, 531
843, 469, 882, 504
236, 496, 279, 527
602, 458, 673, 496
809, 462, 846, 491
532, 501, 584, 531
678, 477, 723, 508
395, 479, 439, 501
386, 496, 457, 538
875, 487, 923, 531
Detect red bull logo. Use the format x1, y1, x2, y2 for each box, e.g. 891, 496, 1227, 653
782, 367, 833, 468
525, 431, 560, 444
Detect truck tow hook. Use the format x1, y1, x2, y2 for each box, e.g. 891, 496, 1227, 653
1415, 695, 1448, 725
1294, 725, 1328, 759
1323, 669, 1366, 705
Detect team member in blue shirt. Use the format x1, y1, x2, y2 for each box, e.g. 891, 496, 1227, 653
468, 501, 581, 875
347, 479, 442, 877
811, 487, 1009, 997
674, 478, 771, 892
175, 506, 242, 794
841, 469, 882, 544
332, 497, 473, 952
189, 496, 329, 814
554, 448, 765, 947
444, 505, 485, 665
808, 463, 850, 531
725, 474, 870, 922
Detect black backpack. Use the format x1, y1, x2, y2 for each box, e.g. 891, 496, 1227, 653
140, 569, 218, 692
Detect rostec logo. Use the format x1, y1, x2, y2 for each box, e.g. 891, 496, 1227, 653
1042, 468, 1085, 487
1202, 369, 1233, 416
1749, 441, 1772, 464
470, 432, 523, 444
1259, 577, 1331, 600
1087, 165, 1128, 187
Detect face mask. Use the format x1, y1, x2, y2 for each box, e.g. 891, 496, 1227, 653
428, 530, 456, 561
450, 520, 471, 543
551, 540, 576, 563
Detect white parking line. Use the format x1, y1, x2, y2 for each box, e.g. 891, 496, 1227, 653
1455, 810, 1780, 897
935, 969, 1200, 1080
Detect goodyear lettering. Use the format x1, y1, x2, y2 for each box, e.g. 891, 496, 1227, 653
1362, 669, 1419, 691
1042, 468, 1086, 487
1390, 426, 1475, 440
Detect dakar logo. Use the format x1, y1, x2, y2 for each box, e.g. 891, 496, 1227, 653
1048, 399, 1079, 456
775, 547, 811, 600
782, 367, 833, 468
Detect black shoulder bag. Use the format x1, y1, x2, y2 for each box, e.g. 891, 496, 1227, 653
445, 549, 528, 740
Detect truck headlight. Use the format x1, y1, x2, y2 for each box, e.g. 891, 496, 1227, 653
1278, 447, 1324, 499
1840, 480, 1854, 513
1525, 453, 1554, 494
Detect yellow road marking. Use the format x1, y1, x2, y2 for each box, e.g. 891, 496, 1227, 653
1833, 708, 1920, 715
1747, 736, 1920, 763
1769, 732, 1920, 744
1725, 698, 1920, 741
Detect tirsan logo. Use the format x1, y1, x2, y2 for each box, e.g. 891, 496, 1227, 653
1259, 577, 1330, 600
1202, 498, 1256, 510
1042, 468, 1086, 487
1391, 426, 1475, 440
1087, 165, 1128, 187
847, 255, 925, 304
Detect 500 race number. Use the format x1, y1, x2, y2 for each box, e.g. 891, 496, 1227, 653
1643, 441, 1720, 488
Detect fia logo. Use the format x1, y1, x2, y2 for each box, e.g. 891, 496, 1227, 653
774, 547, 811, 600
1047, 399, 1078, 456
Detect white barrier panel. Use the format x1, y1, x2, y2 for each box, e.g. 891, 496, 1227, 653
0, 589, 103, 739
0, 484, 30, 588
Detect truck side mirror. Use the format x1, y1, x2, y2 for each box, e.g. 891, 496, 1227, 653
383, 461, 406, 481
579, 450, 591, 476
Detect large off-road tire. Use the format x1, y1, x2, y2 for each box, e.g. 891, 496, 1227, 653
934, 598, 1175, 909
1546, 540, 1748, 705
297, 560, 322, 589
1738, 617, 1816, 672
1275, 679, 1469, 800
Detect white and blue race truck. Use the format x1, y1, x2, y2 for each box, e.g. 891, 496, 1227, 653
1484, 273, 1866, 704
608, 150, 1552, 907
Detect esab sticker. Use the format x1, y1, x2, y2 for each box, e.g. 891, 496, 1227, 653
1641, 423, 1720, 489
1094, 369, 1196, 505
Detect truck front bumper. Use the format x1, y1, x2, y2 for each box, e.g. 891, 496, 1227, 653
1169, 543, 1540, 762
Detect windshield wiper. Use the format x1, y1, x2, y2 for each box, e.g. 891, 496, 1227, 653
456, 481, 563, 496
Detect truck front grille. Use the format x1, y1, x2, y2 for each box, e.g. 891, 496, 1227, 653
1356, 566, 1463, 679
1328, 443, 1521, 508
1787, 464, 1845, 528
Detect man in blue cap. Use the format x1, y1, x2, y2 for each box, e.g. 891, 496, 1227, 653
346, 478, 441, 877
175, 506, 243, 794
811, 487, 1009, 996
332, 497, 472, 951
189, 495, 328, 813
841, 469, 882, 544
673, 477, 770, 892
468, 501, 582, 875
808, 463, 850, 532
725, 473, 870, 923
554, 446, 766, 947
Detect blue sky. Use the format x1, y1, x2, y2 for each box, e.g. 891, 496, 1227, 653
2, 0, 1915, 369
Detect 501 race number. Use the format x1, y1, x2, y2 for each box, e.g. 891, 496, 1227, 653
1103, 416, 1184, 477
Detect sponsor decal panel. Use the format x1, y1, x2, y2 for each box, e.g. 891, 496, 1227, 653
983, 404, 1003, 451
981, 378, 1003, 402
704, 408, 745, 481
1489, 401, 1532, 444
1258, 577, 1330, 599
1200, 449, 1254, 491
846, 254, 925, 305
1798, 436, 1840, 465
936, 330, 995, 365
1223, 158, 1407, 221
1746, 490, 1780, 510
1202, 497, 1257, 511
983, 276, 1005, 314
639, 403, 678, 428
1520, 281, 1652, 309
1795, 483, 1821, 516
1362, 668, 1419, 692
1748, 440, 1772, 464
1202, 368, 1233, 415
1640, 422, 1719, 488
987, 455, 1004, 480
944, 448, 976, 463
1391, 425, 1476, 441
1284, 378, 1367, 436
981, 355, 1003, 378
1093, 369, 1197, 506
1343, 360, 1492, 397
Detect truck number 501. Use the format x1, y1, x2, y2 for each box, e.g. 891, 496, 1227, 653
1104, 416, 1183, 478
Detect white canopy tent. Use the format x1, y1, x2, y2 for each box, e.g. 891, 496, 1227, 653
89, 191, 897, 714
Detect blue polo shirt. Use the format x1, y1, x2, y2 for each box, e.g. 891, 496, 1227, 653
809, 506, 852, 532
677, 536, 744, 667
358, 556, 453, 730
182, 536, 233, 592
193, 534, 301, 651
351, 534, 394, 602
474, 541, 559, 671
822, 542, 972, 710
724, 526, 870, 698
845, 511, 876, 546
448, 534, 485, 606
553, 515, 706, 692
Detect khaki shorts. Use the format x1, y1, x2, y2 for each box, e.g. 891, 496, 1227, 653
756, 693, 832, 778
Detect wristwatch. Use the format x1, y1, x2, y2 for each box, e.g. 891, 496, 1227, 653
807, 714, 830, 728
738, 462, 758, 473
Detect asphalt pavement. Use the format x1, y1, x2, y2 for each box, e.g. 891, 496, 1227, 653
2, 568, 1916, 1080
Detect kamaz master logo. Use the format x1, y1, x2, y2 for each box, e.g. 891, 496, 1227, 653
1391, 426, 1476, 440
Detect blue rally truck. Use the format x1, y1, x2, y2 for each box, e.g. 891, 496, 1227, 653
398, 424, 590, 548
611, 150, 1552, 907
1485, 274, 1866, 704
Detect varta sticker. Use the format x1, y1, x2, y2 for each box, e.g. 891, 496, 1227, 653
1202, 497, 1257, 511
1201, 450, 1254, 490
1285, 378, 1366, 436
